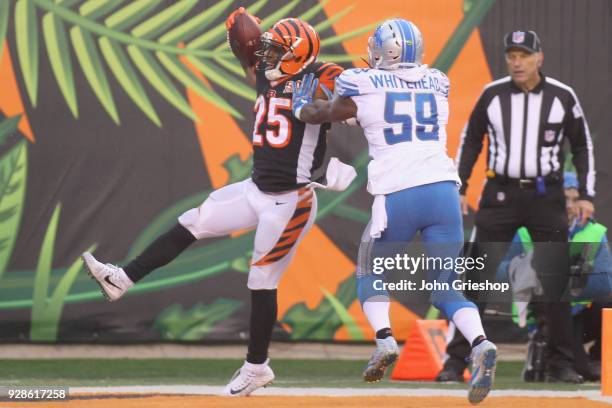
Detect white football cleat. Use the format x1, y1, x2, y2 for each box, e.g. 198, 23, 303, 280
82, 252, 133, 302
223, 359, 275, 397
362, 336, 399, 382
468, 339, 497, 405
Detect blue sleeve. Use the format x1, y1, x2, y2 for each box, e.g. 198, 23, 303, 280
564, 171, 578, 189
335, 72, 361, 97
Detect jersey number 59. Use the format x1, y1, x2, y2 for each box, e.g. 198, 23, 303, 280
383, 92, 439, 145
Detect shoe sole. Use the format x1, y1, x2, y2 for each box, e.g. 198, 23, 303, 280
363, 351, 398, 383
468, 348, 497, 405
226, 376, 274, 397
82, 255, 114, 302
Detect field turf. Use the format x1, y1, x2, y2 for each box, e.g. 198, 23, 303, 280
0, 359, 600, 391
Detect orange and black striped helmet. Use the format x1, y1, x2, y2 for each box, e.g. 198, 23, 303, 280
256, 18, 320, 80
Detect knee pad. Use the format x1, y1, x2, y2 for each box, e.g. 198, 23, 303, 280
247, 264, 284, 290
177, 198, 217, 239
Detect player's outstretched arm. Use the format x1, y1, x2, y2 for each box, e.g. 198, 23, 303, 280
300, 97, 357, 124
292, 73, 357, 124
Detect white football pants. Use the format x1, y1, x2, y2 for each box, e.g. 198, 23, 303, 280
178, 178, 317, 289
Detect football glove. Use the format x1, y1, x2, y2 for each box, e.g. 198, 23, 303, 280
292, 73, 319, 121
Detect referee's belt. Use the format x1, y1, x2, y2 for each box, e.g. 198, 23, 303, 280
488, 174, 561, 188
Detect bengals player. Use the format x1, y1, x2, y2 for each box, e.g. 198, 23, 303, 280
248, 17, 343, 192
82, 10, 342, 397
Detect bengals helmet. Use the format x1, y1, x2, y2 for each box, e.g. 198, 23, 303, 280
256, 18, 320, 80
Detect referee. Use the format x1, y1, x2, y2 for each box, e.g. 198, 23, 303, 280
437, 30, 595, 383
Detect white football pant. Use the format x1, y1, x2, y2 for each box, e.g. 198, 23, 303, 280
178, 179, 317, 289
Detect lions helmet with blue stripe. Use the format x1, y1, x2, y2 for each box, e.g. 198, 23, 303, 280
368, 19, 423, 70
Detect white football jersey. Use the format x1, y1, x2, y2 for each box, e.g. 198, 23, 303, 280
336, 66, 460, 195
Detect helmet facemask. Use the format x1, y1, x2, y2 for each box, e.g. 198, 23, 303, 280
256, 32, 291, 72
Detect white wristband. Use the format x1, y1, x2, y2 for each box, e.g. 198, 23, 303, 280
294, 105, 303, 121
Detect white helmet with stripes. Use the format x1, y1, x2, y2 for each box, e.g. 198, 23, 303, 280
368, 19, 424, 70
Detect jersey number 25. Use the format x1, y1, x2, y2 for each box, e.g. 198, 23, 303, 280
383, 92, 439, 145
253, 95, 292, 148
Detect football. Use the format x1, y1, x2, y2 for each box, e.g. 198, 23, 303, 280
227, 11, 262, 67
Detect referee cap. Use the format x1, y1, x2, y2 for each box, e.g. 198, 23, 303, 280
504, 30, 542, 53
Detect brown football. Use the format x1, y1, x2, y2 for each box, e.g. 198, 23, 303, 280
228, 11, 262, 67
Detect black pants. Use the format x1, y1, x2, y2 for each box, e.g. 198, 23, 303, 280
445, 179, 575, 371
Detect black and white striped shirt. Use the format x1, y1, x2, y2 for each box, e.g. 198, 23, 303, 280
456, 74, 595, 200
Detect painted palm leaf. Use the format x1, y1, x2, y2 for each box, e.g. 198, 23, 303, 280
320, 20, 384, 47
42, 13, 77, 117
99, 37, 161, 126
259, 0, 301, 31
159, 0, 234, 45
321, 288, 364, 340
154, 299, 243, 341
0, 1, 10, 61
212, 55, 246, 78
104, 1, 163, 32
70, 26, 119, 123
56, 0, 81, 7
15, 0, 39, 107
313, 5, 354, 32
210, 0, 300, 54
187, 56, 256, 101
30, 203, 94, 341
79, 0, 123, 20
131, 0, 198, 40
186, 0, 268, 50
157, 51, 242, 118
9, 0, 376, 126
0, 117, 27, 282
31, 204, 61, 336
319, 53, 367, 63
299, 0, 330, 21
128, 45, 198, 122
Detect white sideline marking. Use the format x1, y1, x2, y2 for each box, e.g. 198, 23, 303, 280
71, 385, 612, 403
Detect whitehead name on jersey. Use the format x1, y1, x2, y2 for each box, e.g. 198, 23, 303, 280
336, 66, 460, 195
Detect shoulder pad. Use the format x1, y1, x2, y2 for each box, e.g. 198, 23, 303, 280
336, 68, 372, 97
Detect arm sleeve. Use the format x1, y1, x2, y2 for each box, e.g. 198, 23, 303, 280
564, 91, 596, 201
456, 91, 489, 194
334, 69, 363, 97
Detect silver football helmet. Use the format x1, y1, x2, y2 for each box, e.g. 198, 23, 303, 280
368, 19, 424, 70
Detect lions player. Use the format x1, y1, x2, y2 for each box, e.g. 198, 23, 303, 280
292, 19, 497, 404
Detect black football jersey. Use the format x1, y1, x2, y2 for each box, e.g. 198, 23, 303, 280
251, 61, 343, 192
